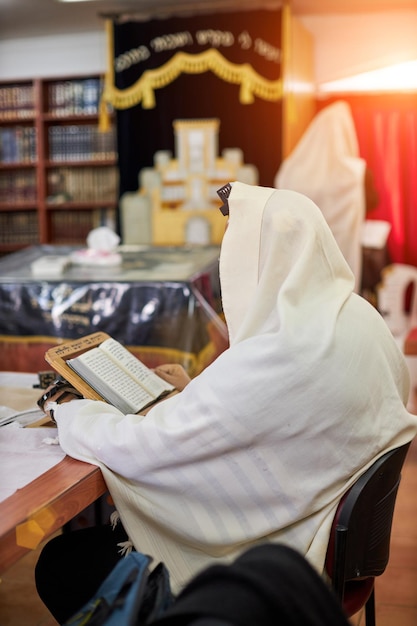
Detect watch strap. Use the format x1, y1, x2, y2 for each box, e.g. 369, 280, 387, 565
37, 379, 83, 411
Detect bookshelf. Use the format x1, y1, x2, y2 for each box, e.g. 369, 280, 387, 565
0, 76, 118, 254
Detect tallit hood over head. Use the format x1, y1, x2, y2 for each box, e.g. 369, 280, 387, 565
220, 182, 355, 346
274, 101, 366, 290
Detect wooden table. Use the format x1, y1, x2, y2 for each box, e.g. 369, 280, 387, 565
0, 455, 106, 574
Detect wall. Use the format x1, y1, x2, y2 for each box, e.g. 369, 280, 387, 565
0, 31, 106, 80
299, 10, 417, 87
2, 11, 417, 87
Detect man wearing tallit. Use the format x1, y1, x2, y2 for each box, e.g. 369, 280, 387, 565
275, 101, 378, 293
36, 182, 416, 624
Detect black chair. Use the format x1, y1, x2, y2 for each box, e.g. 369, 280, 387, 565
324, 442, 411, 626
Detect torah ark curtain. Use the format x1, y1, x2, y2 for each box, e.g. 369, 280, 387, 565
110, 9, 283, 212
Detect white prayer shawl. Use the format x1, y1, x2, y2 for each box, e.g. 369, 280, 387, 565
56, 183, 417, 594
275, 101, 366, 292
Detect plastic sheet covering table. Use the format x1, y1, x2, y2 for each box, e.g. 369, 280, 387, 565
0, 245, 228, 376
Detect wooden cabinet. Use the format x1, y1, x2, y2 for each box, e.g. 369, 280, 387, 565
0, 76, 118, 254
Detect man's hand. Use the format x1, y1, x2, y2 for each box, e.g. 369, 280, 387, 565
37, 380, 83, 421
153, 364, 191, 391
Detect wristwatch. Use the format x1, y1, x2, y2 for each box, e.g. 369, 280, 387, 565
37, 379, 83, 421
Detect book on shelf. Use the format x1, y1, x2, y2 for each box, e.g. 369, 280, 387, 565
50, 208, 116, 244
47, 166, 118, 203
0, 170, 37, 203
48, 124, 116, 162
48, 78, 103, 116
45, 332, 175, 414
0, 211, 38, 245
50, 210, 91, 244
0, 84, 34, 120
0, 126, 37, 163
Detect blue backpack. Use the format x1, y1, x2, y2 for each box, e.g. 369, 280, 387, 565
64, 552, 173, 626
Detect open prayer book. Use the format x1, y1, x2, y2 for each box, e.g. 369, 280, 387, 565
45, 332, 175, 414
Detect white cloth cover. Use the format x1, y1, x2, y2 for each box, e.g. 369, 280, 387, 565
55, 183, 417, 594
275, 101, 366, 292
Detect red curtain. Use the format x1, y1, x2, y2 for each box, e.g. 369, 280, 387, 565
318, 94, 417, 267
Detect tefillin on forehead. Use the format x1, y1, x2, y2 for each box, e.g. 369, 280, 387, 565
217, 183, 232, 216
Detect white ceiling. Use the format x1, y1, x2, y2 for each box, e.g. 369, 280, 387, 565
0, 0, 416, 40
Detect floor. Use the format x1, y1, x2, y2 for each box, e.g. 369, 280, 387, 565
1, 422, 417, 625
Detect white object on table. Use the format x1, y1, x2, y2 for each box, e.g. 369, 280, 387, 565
0, 372, 66, 502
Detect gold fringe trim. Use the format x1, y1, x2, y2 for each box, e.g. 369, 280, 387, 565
0, 335, 217, 377
101, 21, 282, 112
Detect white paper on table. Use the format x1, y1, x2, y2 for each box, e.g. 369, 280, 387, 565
0, 372, 48, 426
0, 372, 39, 388
0, 424, 66, 502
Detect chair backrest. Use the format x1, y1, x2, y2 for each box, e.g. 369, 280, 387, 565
325, 442, 410, 600
377, 264, 417, 336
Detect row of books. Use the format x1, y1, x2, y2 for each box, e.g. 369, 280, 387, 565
0, 206, 117, 247
50, 207, 116, 243
0, 170, 37, 203
48, 78, 103, 116
0, 84, 35, 120
0, 127, 37, 163
0, 211, 39, 245
47, 166, 119, 203
0, 78, 106, 120
48, 125, 117, 162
